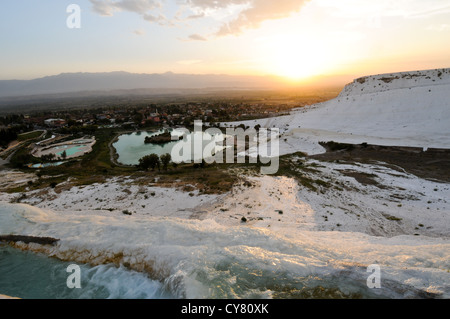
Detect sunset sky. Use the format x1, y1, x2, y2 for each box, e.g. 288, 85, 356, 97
1, 0, 449, 82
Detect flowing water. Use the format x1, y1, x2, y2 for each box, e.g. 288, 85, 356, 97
0, 245, 172, 299
0, 203, 447, 299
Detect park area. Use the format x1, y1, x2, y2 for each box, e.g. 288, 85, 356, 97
32, 137, 96, 161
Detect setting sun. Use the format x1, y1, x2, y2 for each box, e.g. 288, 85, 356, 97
274, 44, 327, 80
264, 34, 330, 81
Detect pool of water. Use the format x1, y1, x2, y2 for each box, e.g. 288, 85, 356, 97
113, 129, 226, 166
29, 162, 64, 169
0, 245, 172, 299
55, 145, 86, 157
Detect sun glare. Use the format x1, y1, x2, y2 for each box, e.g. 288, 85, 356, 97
269, 35, 329, 81
275, 50, 323, 81
253, 25, 337, 82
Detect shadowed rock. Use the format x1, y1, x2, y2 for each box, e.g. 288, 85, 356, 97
0, 235, 59, 245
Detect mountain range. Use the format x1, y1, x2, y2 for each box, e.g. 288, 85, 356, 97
0, 71, 352, 99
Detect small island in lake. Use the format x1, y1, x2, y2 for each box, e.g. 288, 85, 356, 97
144, 131, 181, 144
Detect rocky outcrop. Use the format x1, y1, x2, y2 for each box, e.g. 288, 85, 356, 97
0, 235, 59, 246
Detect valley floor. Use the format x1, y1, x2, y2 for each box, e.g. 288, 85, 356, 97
0, 144, 449, 298
1, 148, 448, 239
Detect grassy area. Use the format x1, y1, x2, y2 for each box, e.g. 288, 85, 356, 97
8, 141, 41, 167
32, 129, 134, 186
17, 130, 44, 142
7, 128, 242, 194
5, 129, 344, 195
132, 163, 239, 194
272, 153, 331, 192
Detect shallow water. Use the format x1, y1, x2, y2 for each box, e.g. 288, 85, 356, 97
0, 245, 383, 299
113, 129, 225, 165
0, 203, 447, 299
0, 245, 172, 299
56, 145, 86, 157
29, 162, 64, 169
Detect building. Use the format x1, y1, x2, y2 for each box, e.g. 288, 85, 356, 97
44, 119, 66, 127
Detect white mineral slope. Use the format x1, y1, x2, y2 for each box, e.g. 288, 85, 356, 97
0, 161, 449, 298
1, 200, 450, 298
224, 68, 450, 155
0, 176, 219, 219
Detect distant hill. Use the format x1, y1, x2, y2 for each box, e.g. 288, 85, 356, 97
0, 71, 352, 99
0, 72, 283, 98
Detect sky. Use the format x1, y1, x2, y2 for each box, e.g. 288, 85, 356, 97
1, 0, 449, 82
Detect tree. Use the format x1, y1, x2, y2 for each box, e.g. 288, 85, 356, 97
133, 113, 143, 123
61, 150, 67, 160
41, 153, 56, 162
160, 153, 171, 171
183, 117, 192, 127
138, 153, 160, 171
11, 153, 32, 168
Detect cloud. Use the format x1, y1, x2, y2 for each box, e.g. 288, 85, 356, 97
89, 0, 450, 39
190, 33, 207, 41
90, 0, 116, 16
89, 0, 312, 37
184, 0, 249, 11
176, 12, 205, 21
143, 13, 170, 25
187, 33, 208, 41
89, 0, 161, 16
405, 5, 450, 19
183, 0, 310, 36
89, 0, 173, 26
214, 0, 310, 36
315, 0, 450, 20
426, 24, 450, 32
116, 0, 161, 13
132, 29, 146, 35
